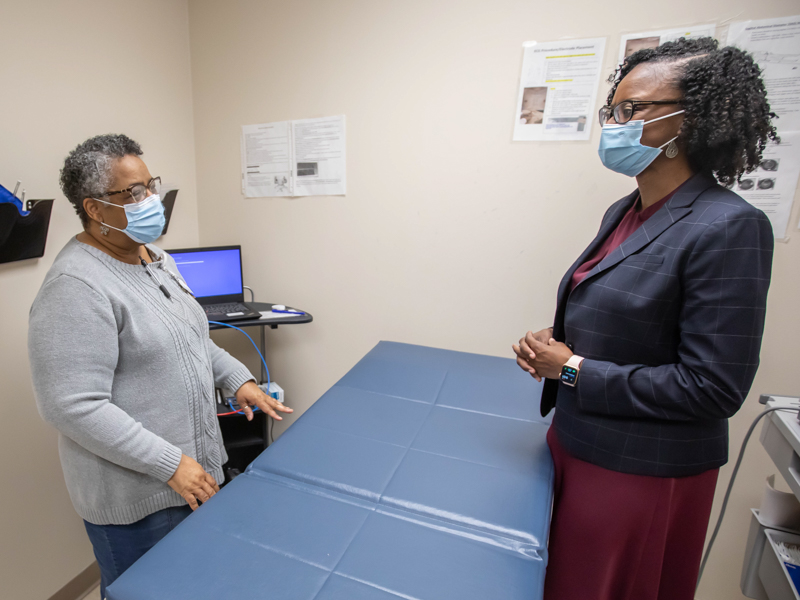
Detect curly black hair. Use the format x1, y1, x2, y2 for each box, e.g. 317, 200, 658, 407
607, 37, 778, 185
60, 134, 143, 225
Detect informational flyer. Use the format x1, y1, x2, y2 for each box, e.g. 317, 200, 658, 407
729, 16, 800, 132
291, 116, 347, 197
513, 38, 606, 142
241, 115, 346, 198
241, 121, 293, 197
618, 24, 716, 63
728, 132, 800, 240
728, 15, 800, 239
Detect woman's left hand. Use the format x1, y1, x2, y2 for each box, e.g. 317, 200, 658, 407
514, 333, 573, 380
235, 381, 294, 422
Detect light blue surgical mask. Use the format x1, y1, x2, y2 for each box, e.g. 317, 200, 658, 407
94, 194, 166, 244
598, 110, 685, 177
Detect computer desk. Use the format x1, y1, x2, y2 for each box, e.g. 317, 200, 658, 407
209, 302, 312, 466
208, 301, 312, 384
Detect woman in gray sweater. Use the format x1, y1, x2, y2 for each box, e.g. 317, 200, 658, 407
29, 134, 292, 598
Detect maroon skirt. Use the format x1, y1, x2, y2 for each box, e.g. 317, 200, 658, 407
544, 426, 718, 600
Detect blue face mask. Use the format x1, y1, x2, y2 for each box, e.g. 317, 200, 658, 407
94, 194, 166, 244
598, 110, 684, 177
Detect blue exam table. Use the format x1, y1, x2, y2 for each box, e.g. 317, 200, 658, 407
108, 341, 554, 600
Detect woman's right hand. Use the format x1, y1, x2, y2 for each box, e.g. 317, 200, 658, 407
167, 454, 220, 510
512, 327, 554, 382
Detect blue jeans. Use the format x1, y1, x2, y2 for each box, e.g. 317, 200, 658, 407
84, 505, 192, 599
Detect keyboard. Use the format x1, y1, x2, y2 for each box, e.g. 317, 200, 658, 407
203, 303, 252, 315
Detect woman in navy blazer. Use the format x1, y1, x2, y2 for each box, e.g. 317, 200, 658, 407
513, 38, 776, 599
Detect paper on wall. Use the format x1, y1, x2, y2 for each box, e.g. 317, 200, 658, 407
727, 132, 800, 240
241, 121, 293, 197
241, 115, 346, 198
513, 38, 606, 142
729, 16, 800, 132
292, 116, 347, 197
728, 15, 800, 239
617, 24, 716, 64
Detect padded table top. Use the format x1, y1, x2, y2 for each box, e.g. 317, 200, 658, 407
108, 341, 554, 600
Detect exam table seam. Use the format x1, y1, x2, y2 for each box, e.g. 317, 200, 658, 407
233, 469, 547, 561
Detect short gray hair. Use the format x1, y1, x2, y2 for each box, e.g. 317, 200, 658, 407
60, 134, 143, 225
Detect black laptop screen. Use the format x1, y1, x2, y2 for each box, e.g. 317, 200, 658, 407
168, 246, 244, 302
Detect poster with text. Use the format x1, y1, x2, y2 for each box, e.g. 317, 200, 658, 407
618, 25, 716, 64
513, 38, 606, 142
241, 115, 346, 197
729, 15, 800, 238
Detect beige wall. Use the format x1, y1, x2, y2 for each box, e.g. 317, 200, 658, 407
3, 0, 799, 598
188, 1, 800, 599
0, 1, 200, 598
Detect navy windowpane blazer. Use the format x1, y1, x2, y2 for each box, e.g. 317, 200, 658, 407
541, 173, 774, 477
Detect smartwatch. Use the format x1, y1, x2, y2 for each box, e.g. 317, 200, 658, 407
560, 355, 584, 387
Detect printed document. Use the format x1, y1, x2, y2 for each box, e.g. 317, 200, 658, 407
728, 15, 800, 239
241, 115, 346, 198
513, 38, 606, 142
618, 25, 716, 64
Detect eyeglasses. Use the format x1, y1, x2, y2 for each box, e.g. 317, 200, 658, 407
98, 177, 161, 204
598, 100, 681, 127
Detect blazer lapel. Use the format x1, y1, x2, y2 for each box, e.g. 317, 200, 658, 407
552, 190, 637, 334
573, 173, 718, 291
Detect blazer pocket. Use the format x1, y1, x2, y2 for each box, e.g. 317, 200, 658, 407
624, 253, 664, 265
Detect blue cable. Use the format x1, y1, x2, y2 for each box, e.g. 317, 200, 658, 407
227, 399, 258, 415
208, 320, 271, 396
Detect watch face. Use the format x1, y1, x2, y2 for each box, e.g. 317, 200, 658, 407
561, 365, 578, 385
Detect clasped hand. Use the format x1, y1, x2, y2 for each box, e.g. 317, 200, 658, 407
512, 328, 573, 382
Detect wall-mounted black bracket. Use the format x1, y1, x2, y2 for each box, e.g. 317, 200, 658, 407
0, 199, 54, 264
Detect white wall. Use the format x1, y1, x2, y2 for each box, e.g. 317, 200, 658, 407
187, 2, 800, 599
0, 1, 200, 598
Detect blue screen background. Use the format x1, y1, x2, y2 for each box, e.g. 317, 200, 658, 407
170, 249, 242, 298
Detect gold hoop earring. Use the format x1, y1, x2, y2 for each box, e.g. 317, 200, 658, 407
99, 221, 110, 236
665, 140, 679, 159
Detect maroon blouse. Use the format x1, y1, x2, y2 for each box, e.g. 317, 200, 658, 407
569, 188, 678, 292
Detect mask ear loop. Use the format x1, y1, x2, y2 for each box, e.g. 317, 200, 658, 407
91, 198, 132, 237
645, 110, 685, 158
88, 197, 114, 236
643, 109, 685, 125
658, 135, 679, 149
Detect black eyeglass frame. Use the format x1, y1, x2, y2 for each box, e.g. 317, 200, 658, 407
598, 100, 681, 126
97, 176, 162, 204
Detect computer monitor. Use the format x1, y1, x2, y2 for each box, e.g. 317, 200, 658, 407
166, 245, 246, 305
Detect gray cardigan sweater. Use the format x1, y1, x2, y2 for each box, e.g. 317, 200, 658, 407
29, 238, 254, 525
